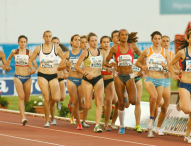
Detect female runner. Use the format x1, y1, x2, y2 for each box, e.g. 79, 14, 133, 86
106, 29, 141, 134
28, 31, 63, 127
136, 31, 171, 137
7, 35, 37, 125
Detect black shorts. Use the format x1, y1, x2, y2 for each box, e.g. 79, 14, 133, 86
37, 72, 57, 82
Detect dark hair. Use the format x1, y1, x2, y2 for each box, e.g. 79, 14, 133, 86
150, 31, 162, 39
162, 35, 170, 41
80, 35, 87, 40
18, 35, 28, 43
43, 30, 52, 37
87, 32, 97, 42
59, 44, 69, 52
52, 37, 60, 42
100, 36, 111, 43
119, 29, 138, 43
70, 34, 80, 46
174, 32, 191, 51
111, 30, 119, 38
187, 28, 191, 34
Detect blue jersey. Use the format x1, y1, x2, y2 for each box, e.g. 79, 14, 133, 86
181, 47, 191, 72
68, 49, 83, 71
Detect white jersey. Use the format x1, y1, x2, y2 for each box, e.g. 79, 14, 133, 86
146, 47, 165, 71
39, 44, 57, 68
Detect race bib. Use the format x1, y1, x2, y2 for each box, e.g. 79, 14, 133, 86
164, 58, 168, 73
148, 58, 164, 71
185, 60, 191, 72
55, 56, 62, 67
90, 56, 103, 68
118, 55, 132, 66
40, 59, 54, 68
132, 59, 140, 72
15, 55, 29, 66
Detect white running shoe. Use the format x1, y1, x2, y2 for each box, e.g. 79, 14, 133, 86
44, 122, 50, 127
176, 101, 181, 112
148, 129, 154, 138
184, 136, 191, 143
111, 123, 118, 129
82, 122, 89, 128
51, 119, 57, 125
155, 127, 164, 136
22, 118, 27, 126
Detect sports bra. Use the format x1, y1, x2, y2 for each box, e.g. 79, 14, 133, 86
115, 44, 134, 66
15, 49, 29, 67
39, 44, 57, 68
84, 48, 103, 68
146, 47, 165, 71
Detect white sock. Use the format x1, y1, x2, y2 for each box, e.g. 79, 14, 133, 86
96, 124, 99, 127
118, 110, 125, 127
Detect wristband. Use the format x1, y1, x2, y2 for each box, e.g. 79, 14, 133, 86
85, 73, 88, 77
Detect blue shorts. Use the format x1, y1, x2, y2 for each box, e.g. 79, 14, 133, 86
145, 76, 164, 88
68, 77, 82, 87
14, 74, 31, 84
164, 78, 171, 88
179, 82, 191, 93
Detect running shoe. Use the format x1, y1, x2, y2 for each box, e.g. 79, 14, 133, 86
134, 125, 142, 133
184, 135, 191, 143
77, 124, 83, 130
94, 125, 102, 133
44, 121, 50, 127
118, 127, 125, 134
22, 118, 27, 126
57, 101, 61, 111
155, 127, 164, 136
148, 129, 154, 138
104, 125, 111, 131
51, 119, 57, 125
176, 101, 181, 112
147, 119, 154, 138
82, 122, 90, 128
70, 117, 76, 124
111, 123, 118, 129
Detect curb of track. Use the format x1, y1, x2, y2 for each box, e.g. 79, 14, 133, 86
0, 109, 184, 137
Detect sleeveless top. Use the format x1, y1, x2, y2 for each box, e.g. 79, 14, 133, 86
146, 47, 165, 71
0, 55, 2, 66
39, 44, 57, 68
68, 49, 83, 71
115, 44, 134, 66
15, 49, 29, 67
101, 57, 115, 75
181, 47, 191, 72
132, 53, 140, 72
84, 48, 103, 68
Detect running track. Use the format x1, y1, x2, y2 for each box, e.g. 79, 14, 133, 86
0, 111, 189, 146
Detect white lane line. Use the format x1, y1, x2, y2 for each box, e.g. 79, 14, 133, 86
0, 133, 65, 146
0, 120, 155, 146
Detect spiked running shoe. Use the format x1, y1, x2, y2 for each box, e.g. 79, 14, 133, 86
94, 125, 102, 133
22, 118, 27, 126
77, 124, 83, 130
118, 127, 125, 134
155, 127, 164, 136
44, 121, 50, 127
82, 122, 90, 128
134, 125, 142, 133
51, 119, 57, 125
184, 135, 191, 143
104, 125, 111, 131
111, 123, 118, 129
70, 117, 76, 124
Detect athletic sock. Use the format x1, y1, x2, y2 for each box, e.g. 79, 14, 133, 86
150, 116, 154, 120
96, 124, 99, 127
118, 110, 125, 127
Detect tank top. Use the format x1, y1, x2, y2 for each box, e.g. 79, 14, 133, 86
0, 56, 2, 66
55, 56, 62, 67
15, 49, 29, 67
84, 48, 103, 68
39, 44, 57, 68
132, 53, 140, 72
146, 47, 165, 71
115, 44, 134, 66
181, 47, 191, 72
164, 51, 172, 72
101, 57, 115, 75
68, 49, 83, 71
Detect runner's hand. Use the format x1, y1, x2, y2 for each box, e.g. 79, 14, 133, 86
161, 61, 166, 69
66, 61, 72, 67
86, 74, 93, 80
106, 68, 111, 73
172, 75, 180, 81
141, 65, 148, 71
30, 68, 36, 75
